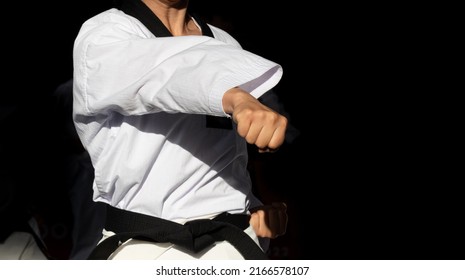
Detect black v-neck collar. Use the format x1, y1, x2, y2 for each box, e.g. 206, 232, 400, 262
118, 0, 214, 38
116, 0, 231, 129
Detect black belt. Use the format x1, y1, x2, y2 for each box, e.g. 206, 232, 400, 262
87, 205, 268, 260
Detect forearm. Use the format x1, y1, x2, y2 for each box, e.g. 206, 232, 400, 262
74, 36, 281, 117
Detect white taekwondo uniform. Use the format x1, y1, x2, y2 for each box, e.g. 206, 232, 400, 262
72, 6, 283, 259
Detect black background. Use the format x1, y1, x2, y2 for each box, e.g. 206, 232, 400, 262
1, 1, 462, 260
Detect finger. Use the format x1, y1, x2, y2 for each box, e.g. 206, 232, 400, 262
244, 122, 264, 146
257, 121, 287, 152
254, 124, 275, 150
249, 212, 260, 234
266, 123, 287, 150
234, 116, 251, 138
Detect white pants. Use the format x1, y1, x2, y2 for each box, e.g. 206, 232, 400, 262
0, 218, 48, 260
100, 225, 263, 260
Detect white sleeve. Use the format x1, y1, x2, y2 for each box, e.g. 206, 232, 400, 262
73, 14, 282, 118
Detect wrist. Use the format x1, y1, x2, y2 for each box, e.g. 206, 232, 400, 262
222, 87, 253, 114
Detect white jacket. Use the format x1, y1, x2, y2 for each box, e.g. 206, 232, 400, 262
72, 8, 283, 221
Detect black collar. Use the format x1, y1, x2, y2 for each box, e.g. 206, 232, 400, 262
117, 0, 214, 38
116, 0, 231, 129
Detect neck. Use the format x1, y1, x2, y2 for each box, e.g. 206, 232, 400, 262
142, 0, 199, 36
